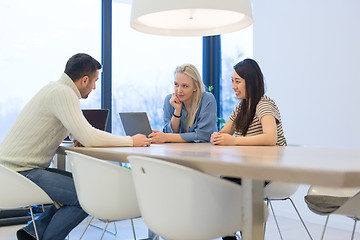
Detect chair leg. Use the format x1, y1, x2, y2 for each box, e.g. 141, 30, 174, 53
29, 207, 40, 240
268, 199, 284, 240
32, 205, 70, 240
100, 222, 109, 240
79, 216, 93, 240
288, 197, 313, 239
113, 221, 117, 236
263, 200, 270, 234
351, 219, 357, 240
265, 197, 313, 240
131, 218, 137, 240
89, 218, 116, 236
320, 215, 330, 240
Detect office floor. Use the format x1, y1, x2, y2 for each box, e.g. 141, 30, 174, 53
1, 213, 359, 240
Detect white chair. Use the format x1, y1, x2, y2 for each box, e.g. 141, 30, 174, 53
306, 186, 360, 240
0, 164, 53, 240
264, 182, 313, 239
66, 150, 141, 240
128, 155, 268, 240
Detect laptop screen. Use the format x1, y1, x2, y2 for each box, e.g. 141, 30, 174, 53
82, 109, 109, 131
119, 112, 152, 136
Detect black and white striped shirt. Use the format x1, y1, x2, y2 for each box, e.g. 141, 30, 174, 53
229, 95, 287, 146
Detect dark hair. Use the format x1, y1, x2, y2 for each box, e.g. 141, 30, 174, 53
64, 53, 102, 82
233, 58, 265, 135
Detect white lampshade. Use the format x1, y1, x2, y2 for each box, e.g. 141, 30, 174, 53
130, 0, 253, 36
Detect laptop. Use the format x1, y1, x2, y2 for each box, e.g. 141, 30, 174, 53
63, 109, 109, 143
119, 112, 152, 136
82, 109, 109, 131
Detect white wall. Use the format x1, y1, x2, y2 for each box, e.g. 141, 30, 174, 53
252, 0, 360, 232
252, 0, 360, 149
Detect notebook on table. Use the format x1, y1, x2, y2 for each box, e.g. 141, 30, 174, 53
119, 112, 152, 136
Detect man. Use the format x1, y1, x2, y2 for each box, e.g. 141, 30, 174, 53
0, 53, 151, 240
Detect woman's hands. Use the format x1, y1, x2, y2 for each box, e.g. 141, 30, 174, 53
210, 132, 237, 145
169, 93, 182, 133
211, 115, 278, 146
148, 130, 167, 144
169, 93, 182, 113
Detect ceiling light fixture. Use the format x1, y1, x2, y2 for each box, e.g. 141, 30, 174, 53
130, 0, 253, 36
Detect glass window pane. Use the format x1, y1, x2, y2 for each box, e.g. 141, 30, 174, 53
220, 27, 253, 121
112, 3, 202, 135
0, 0, 101, 142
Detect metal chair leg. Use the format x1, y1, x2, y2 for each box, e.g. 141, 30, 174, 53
320, 215, 330, 240
89, 217, 117, 236
288, 197, 313, 239
264, 197, 312, 240
99, 222, 109, 240
113, 221, 117, 236
263, 200, 270, 234
351, 219, 357, 240
79, 216, 93, 240
268, 199, 284, 240
29, 207, 40, 240
131, 218, 137, 240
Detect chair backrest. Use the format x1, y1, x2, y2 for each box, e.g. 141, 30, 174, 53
264, 182, 299, 199
307, 185, 360, 218
307, 186, 360, 198
66, 151, 140, 222
334, 191, 360, 219
128, 155, 243, 240
0, 164, 52, 208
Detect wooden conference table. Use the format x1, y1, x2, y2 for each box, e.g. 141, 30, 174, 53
56, 143, 360, 240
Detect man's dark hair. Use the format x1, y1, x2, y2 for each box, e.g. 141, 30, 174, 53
64, 53, 102, 82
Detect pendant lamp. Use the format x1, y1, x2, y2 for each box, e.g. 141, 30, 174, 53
130, 0, 253, 36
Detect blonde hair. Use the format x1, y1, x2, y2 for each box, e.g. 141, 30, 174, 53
174, 64, 205, 131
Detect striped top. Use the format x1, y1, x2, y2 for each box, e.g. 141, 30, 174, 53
229, 95, 287, 146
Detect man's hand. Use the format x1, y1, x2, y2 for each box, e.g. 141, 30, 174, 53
132, 134, 151, 147
73, 139, 83, 147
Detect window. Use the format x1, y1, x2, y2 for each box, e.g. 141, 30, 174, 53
112, 2, 202, 135
0, 0, 252, 143
220, 27, 253, 121
0, 0, 101, 142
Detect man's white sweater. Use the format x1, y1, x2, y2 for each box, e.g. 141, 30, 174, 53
0, 73, 133, 171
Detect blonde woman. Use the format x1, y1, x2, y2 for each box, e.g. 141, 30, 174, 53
149, 64, 217, 143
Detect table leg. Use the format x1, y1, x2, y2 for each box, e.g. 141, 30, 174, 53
242, 178, 265, 240
53, 153, 66, 171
